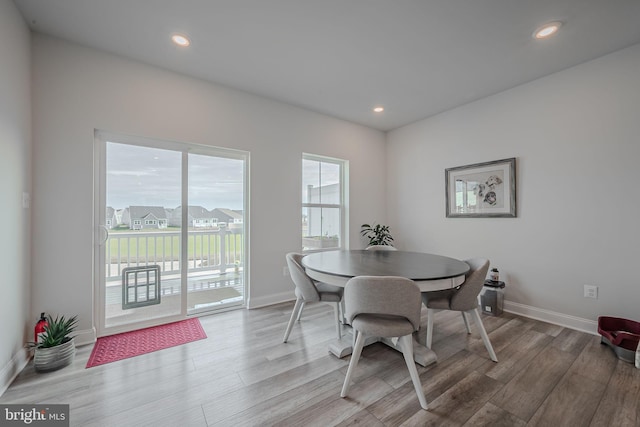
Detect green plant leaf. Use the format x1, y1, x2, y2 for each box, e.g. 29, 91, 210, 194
360, 222, 394, 246
37, 314, 78, 349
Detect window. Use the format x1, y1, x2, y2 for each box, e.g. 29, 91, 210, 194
302, 154, 347, 251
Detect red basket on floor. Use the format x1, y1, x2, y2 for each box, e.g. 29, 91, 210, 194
598, 316, 640, 363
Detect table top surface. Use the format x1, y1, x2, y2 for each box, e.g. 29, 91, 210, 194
301, 250, 469, 281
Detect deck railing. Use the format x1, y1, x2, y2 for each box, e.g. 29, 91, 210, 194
105, 228, 244, 281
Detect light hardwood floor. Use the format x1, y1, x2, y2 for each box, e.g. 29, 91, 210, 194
2, 303, 639, 426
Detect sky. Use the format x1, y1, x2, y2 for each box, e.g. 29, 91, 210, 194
106, 142, 341, 211
302, 158, 340, 202
106, 142, 244, 210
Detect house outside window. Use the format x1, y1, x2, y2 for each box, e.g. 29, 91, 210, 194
302, 154, 348, 251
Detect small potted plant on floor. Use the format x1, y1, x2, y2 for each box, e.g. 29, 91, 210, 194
30, 314, 78, 372
360, 223, 394, 247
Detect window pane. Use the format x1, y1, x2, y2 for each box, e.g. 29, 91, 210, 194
320, 161, 340, 204
187, 153, 246, 314
302, 154, 346, 251
303, 158, 340, 205
105, 142, 182, 327
303, 207, 341, 238
302, 158, 320, 203
302, 206, 310, 238
302, 207, 340, 250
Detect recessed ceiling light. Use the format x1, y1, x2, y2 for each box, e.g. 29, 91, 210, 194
171, 33, 191, 47
373, 106, 384, 113
533, 21, 562, 39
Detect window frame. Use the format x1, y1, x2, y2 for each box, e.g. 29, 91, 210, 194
302, 153, 348, 252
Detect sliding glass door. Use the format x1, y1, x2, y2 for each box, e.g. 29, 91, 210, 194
186, 152, 245, 314
94, 132, 248, 336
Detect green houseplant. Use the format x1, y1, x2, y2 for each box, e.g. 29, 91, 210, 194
360, 223, 394, 247
30, 314, 78, 372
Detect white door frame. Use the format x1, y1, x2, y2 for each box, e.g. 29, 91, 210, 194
93, 130, 249, 337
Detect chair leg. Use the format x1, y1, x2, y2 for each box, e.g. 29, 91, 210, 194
468, 308, 498, 362
341, 331, 365, 398
283, 297, 304, 343
295, 301, 306, 322
334, 302, 342, 340
399, 335, 428, 410
461, 312, 471, 334
426, 308, 434, 348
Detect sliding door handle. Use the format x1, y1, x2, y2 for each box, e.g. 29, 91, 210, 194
98, 225, 109, 245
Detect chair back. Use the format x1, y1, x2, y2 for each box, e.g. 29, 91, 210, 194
344, 276, 422, 332
286, 253, 320, 302
365, 245, 398, 251
450, 258, 490, 311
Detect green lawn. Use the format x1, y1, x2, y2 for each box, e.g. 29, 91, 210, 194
107, 231, 243, 262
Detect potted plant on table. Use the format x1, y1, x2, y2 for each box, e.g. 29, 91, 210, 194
30, 314, 78, 372
360, 223, 394, 247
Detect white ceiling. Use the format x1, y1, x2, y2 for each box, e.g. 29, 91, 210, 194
14, 0, 640, 131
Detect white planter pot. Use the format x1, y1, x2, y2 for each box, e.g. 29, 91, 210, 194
34, 339, 76, 372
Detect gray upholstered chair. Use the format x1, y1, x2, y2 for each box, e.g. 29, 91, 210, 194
282, 253, 344, 343
365, 245, 398, 251
340, 276, 428, 410
422, 258, 498, 362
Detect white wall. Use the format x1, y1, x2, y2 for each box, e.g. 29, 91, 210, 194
0, 0, 31, 394
387, 43, 640, 330
31, 35, 386, 337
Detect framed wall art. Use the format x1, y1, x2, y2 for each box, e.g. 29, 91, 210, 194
445, 157, 516, 218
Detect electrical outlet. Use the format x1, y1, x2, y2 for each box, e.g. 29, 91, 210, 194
584, 285, 598, 299
283, 266, 289, 277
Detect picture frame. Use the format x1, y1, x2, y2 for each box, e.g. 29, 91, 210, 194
445, 157, 516, 218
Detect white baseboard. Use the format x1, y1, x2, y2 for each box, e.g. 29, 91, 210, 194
504, 300, 598, 335
74, 327, 97, 347
0, 327, 96, 397
247, 291, 294, 309
247, 295, 600, 336
0, 348, 30, 397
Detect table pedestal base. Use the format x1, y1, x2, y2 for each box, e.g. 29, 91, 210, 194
328, 333, 438, 367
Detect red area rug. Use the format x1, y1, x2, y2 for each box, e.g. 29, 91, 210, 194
86, 318, 207, 368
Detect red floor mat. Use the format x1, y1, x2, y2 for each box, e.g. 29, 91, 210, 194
86, 318, 207, 368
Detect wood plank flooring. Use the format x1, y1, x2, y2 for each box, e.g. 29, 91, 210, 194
1, 302, 639, 426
